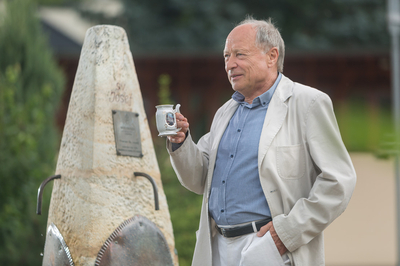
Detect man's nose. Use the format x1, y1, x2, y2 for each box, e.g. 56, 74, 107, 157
225, 56, 237, 71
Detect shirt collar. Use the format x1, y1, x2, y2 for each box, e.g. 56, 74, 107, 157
232, 72, 282, 107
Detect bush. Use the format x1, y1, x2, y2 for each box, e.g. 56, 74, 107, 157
155, 74, 203, 266
0, 0, 64, 264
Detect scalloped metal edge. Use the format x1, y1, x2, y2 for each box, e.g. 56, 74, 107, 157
95, 215, 174, 266
94, 216, 137, 266
48, 223, 74, 266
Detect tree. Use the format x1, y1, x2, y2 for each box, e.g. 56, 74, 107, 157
0, 0, 64, 264
244, 0, 389, 51
80, 0, 389, 54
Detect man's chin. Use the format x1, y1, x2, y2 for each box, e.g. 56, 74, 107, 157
231, 83, 241, 91
232, 86, 244, 94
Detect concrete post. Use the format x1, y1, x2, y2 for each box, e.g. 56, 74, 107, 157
388, 1, 400, 265
45, 25, 178, 265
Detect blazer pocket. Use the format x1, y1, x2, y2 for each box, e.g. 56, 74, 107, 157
276, 144, 305, 179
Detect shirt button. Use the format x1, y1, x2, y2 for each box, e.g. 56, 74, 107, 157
222, 180, 225, 184
221, 209, 224, 213
230, 154, 234, 158
237, 129, 241, 132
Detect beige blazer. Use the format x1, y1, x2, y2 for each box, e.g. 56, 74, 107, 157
167, 75, 356, 266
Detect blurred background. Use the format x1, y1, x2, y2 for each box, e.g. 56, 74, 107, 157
0, 0, 398, 265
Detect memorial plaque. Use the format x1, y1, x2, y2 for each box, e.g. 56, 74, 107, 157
112, 110, 142, 157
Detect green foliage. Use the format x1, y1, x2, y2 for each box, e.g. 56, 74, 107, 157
244, 0, 389, 51
34, 0, 80, 5
335, 99, 394, 153
0, 0, 64, 264
158, 74, 174, 105
83, 0, 389, 54
154, 74, 202, 266
119, 0, 246, 54
154, 138, 202, 266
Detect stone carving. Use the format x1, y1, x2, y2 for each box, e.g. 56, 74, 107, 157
43, 25, 177, 265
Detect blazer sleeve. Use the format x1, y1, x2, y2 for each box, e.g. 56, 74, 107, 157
273, 92, 357, 252
167, 131, 211, 195
166, 99, 236, 195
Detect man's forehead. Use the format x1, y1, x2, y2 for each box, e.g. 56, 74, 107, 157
228, 24, 256, 40
223, 44, 250, 53
224, 25, 256, 52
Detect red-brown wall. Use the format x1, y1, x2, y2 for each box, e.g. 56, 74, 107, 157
56, 52, 391, 141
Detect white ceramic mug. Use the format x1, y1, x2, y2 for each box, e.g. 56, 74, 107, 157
155, 104, 181, 137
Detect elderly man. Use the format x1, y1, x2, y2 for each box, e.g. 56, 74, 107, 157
167, 17, 356, 266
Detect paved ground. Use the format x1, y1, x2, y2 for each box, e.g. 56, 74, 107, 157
324, 153, 397, 266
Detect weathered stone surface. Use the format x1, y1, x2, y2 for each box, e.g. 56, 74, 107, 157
46, 25, 178, 265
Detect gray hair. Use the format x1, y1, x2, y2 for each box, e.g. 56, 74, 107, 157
238, 16, 285, 73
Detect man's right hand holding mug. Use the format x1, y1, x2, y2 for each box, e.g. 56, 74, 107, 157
168, 113, 189, 144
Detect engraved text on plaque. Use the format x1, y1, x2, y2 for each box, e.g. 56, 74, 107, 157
112, 110, 142, 157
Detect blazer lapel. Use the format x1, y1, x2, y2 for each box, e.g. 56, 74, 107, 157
258, 75, 294, 165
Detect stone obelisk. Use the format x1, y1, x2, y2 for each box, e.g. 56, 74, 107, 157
45, 25, 177, 265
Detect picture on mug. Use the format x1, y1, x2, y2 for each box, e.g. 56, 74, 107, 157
166, 112, 175, 126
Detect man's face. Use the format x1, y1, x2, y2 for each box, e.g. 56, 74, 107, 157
224, 24, 272, 97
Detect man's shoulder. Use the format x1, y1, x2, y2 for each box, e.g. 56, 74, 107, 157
278, 75, 333, 110
290, 80, 330, 103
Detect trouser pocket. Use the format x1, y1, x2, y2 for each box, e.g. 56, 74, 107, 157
240, 231, 288, 266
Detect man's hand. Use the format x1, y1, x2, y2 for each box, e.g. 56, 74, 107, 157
167, 113, 189, 143
257, 221, 288, 256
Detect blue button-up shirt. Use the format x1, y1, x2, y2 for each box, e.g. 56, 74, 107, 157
209, 73, 282, 226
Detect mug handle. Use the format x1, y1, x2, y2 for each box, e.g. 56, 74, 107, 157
172, 104, 181, 132
173, 104, 181, 114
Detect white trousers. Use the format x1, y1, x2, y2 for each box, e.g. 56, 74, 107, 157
212, 231, 291, 266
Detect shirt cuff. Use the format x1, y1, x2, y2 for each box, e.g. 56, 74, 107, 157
171, 131, 189, 152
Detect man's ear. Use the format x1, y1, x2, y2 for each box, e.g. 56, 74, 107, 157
267, 47, 279, 68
